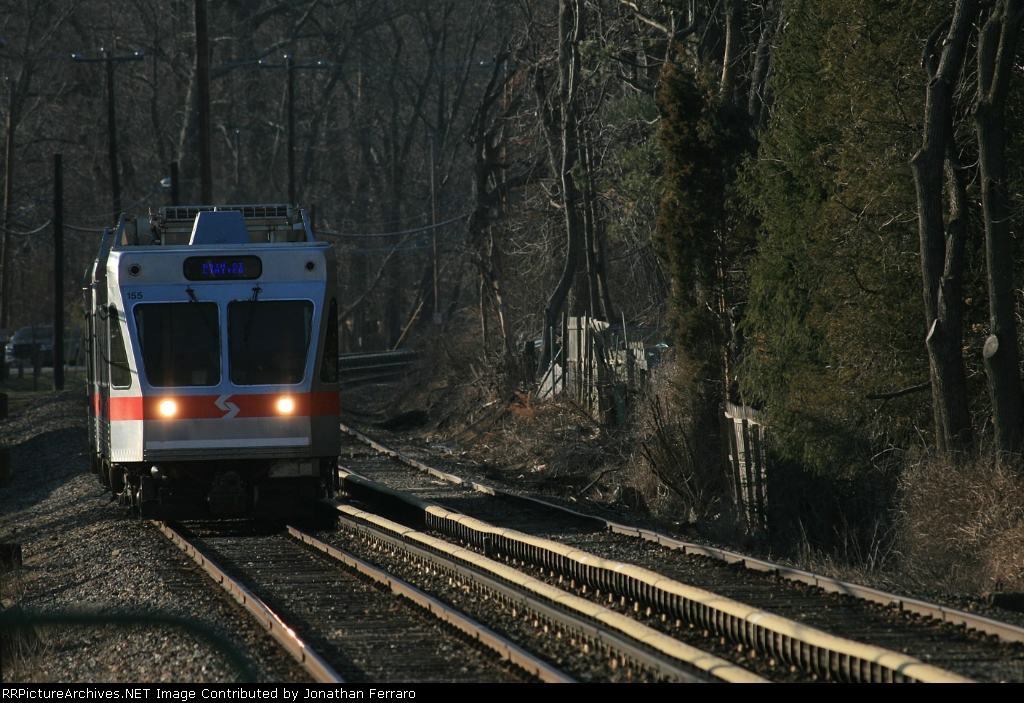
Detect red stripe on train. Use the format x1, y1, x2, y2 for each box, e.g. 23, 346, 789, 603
95, 392, 340, 421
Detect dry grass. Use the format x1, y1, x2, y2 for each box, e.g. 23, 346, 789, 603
386, 343, 743, 535
0, 564, 49, 681
894, 453, 1024, 595
623, 365, 743, 535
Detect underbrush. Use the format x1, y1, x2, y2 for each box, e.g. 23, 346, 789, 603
386, 336, 1024, 595
756, 449, 1024, 598
893, 452, 1024, 595
624, 367, 743, 536
404, 343, 741, 534
387, 333, 692, 521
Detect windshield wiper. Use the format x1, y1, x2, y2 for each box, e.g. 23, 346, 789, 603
185, 286, 219, 339
243, 285, 262, 342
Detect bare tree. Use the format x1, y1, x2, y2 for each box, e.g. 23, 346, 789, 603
910, 2, 977, 454
535, 0, 585, 374
466, 49, 534, 357
976, 0, 1024, 460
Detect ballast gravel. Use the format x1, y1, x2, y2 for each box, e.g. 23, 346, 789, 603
0, 390, 309, 684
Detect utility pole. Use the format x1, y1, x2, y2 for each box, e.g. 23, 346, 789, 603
259, 55, 326, 204
428, 130, 440, 324
168, 161, 180, 206
53, 153, 64, 391
234, 129, 242, 201
1, 75, 14, 334
286, 55, 294, 205
0, 39, 10, 364
72, 48, 144, 224
195, 0, 213, 204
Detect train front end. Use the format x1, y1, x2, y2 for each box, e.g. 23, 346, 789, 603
87, 205, 340, 518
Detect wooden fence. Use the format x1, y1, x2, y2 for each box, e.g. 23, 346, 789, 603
537, 315, 767, 530
722, 400, 768, 532
536, 316, 658, 424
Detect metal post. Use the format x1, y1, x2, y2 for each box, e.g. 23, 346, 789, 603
550, 326, 555, 398
562, 307, 568, 399
621, 311, 629, 386
53, 153, 64, 391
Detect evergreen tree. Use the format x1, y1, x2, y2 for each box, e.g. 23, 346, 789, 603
740, 0, 945, 475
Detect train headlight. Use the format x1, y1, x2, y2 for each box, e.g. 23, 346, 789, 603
159, 399, 178, 418
276, 396, 295, 414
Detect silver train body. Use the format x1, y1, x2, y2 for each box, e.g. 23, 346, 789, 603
86, 204, 340, 518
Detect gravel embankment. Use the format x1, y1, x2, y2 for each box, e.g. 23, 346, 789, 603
0, 390, 309, 683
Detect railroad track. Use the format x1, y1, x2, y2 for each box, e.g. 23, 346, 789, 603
159, 515, 754, 683
156, 520, 552, 683
338, 350, 419, 387
335, 422, 1024, 682
314, 501, 764, 683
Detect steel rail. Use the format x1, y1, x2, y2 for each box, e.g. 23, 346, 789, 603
603, 524, 1024, 645
155, 521, 344, 683
420, 503, 971, 683
338, 350, 419, 365
340, 370, 413, 388
335, 427, 979, 682
338, 350, 418, 385
285, 525, 575, 683
341, 421, 1024, 647
323, 499, 766, 683
336, 473, 970, 683
340, 361, 415, 374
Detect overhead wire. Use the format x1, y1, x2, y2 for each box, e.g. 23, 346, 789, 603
0, 219, 53, 237
318, 211, 470, 239
319, 193, 470, 230
1, 184, 471, 241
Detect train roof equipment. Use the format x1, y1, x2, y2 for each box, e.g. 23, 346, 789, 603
115, 203, 314, 247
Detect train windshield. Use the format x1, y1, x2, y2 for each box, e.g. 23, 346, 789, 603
228, 300, 313, 385
134, 303, 221, 387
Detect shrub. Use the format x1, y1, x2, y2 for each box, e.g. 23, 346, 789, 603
895, 453, 1024, 594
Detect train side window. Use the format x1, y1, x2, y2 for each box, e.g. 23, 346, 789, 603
108, 305, 133, 388
96, 309, 108, 387
320, 298, 338, 383
134, 303, 220, 387
229, 300, 312, 385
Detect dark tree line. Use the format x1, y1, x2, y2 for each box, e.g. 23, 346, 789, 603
914, 0, 1024, 464
0, 0, 673, 365
739, 0, 1024, 480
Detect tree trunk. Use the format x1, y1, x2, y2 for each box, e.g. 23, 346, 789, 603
910, 2, 976, 455
976, 0, 1024, 460
466, 50, 525, 359
488, 229, 514, 356
581, 127, 614, 321
718, 0, 742, 105
478, 274, 488, 349
538, 0, 584, 375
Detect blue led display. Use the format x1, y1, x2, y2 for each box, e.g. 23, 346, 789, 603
183, 255, 262, 280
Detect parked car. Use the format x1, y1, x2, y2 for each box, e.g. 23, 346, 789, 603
6, 325, 55, 366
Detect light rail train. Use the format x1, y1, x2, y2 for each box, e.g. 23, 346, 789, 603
85, 204, 340, 518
